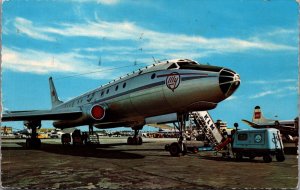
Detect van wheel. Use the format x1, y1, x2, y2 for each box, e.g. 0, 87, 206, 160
235, 153, 243, 161
263, 154, 272, 163
276, 154, 285, 162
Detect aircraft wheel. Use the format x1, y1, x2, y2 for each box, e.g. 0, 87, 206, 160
25, 139, 31, 149
127, 137, 133, 145
169, 142, 181, 157
263, 154, 272, 163
181, 143, 187, 156
276, 153, 285, 162
35, 138, 41, 149
138, 137, 143, 145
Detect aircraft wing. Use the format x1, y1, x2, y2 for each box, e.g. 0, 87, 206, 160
241, 119, 259, 127
1, 108, 82, 122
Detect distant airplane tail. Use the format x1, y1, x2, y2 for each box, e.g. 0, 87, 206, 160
49, 77, 63, 108
252, 106, 268, 123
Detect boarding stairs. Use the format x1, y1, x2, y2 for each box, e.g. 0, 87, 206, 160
190, 111, 231, 151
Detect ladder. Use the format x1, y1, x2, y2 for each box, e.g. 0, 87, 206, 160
191, 111, 224, 148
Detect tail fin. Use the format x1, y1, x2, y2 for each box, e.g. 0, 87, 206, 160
252, 106, 266, 123
49, 77, 63, 108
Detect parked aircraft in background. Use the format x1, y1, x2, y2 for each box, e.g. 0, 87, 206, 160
2, 59, 240, 149
242, 106, 298, 140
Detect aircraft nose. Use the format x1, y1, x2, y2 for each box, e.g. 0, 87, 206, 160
218, 68, 241, 97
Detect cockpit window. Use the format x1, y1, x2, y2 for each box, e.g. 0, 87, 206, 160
178, 61, 222, 72
167, 63, 179, 70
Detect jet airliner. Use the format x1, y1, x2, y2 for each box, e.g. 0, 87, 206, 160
2, 59, 240, 150
242, 106, 298, 139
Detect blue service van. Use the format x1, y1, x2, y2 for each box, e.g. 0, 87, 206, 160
232, 128, 285, 163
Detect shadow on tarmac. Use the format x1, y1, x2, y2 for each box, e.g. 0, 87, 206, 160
196, 155, 272, 163
2, 142, 146, 159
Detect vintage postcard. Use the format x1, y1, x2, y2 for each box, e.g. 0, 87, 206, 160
1, 0, 298, 189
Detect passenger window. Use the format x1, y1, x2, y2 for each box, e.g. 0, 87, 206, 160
106, 89, 109, 94
115, 85, 119, 91
101, 91, 104, 96
123, 83, 126, 88
238, 134, 248, 141
151, 73, 156, 79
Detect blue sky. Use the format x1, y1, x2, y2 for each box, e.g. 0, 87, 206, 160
2, 0, 298, 131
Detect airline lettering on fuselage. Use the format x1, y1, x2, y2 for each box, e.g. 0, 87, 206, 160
166, 72, 180, 92
203, 113, 215, 130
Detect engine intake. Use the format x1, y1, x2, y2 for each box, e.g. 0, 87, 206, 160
90, 104, 106, 120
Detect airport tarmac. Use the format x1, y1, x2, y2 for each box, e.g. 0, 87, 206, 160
1, 137, 298, 189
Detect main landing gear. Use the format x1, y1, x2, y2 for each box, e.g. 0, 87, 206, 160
167, 114, 187, 157
127, 128, 143, 145
24, 120, 42, 149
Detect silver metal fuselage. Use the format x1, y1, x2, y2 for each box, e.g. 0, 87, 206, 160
53, 60, 240, 129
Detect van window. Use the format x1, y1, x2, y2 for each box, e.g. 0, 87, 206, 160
238, 134, 248, 141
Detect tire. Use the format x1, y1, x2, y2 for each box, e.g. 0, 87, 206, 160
276, 154, 285, 162
35, 138, 41, 149
249, 156, 255, 160
235, 153, 243, 161
169, 142, 180, 157
263, 154, 272, 163
181, 143, 187, 156
26, 139, 31, 149
127, 137, 133, 145
138, 137, 143, 145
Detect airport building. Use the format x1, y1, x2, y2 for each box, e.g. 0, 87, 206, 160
1, 126, 13, 135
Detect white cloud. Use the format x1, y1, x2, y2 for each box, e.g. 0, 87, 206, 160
2, 46, 116, 79
248, 79, 297, 84
14, 17, 56, 41
12, 17, 297, 55
6, 17, 298, 78
225, 96, 237, 101
249, 86, 298, 99
266, 28, 297, 37
75, 0, 120, 5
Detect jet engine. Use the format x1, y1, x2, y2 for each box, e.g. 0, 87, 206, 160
82, 104, 106, 121
53, 104, 107, 128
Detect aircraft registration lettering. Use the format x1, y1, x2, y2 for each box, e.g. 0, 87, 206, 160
166, 72, 180, 92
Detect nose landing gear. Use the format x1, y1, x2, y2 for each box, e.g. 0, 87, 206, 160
168, 114, 188, 157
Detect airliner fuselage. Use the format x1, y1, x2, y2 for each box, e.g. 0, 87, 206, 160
51, 59, 240, 129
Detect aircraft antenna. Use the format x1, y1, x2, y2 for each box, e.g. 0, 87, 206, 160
152, 56, 158, 64
55, 62, 145, 80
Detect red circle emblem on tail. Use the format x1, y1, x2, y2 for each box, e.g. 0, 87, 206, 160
90, 105, 105, 120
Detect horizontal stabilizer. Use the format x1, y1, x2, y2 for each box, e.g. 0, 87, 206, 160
241, 119, 259, 127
